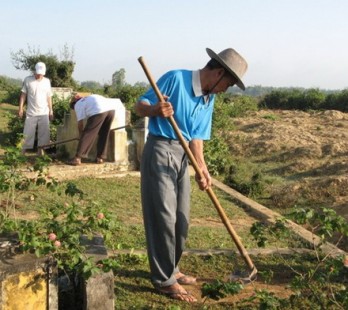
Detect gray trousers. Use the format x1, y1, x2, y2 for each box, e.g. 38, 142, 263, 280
22, 114, 50, 150
140, 134, 190, 288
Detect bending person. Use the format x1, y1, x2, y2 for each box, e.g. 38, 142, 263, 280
69, 94, 122, 165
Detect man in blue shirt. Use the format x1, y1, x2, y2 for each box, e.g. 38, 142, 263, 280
135, 47, 248, 303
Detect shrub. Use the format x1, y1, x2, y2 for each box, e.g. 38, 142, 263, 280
0, 146, 119, 279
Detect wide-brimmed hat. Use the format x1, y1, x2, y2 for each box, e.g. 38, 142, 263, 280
206, 48, 248, 90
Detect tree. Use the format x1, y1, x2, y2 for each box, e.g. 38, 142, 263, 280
111, 68, 126, 89
11, 44, 77, 88
80, 80, 103, 91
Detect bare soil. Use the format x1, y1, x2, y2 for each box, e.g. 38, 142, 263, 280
227, 109, 348, 222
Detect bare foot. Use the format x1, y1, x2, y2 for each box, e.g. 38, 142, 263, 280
157, 283, 197, 302
175, 272, 197, 285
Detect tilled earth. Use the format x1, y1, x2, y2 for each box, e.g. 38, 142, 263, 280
227, 109, 348, 223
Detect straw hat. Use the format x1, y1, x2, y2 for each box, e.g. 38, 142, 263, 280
206, 48, 248, 90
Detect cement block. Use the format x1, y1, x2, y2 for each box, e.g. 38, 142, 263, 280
79, 235, 114, 310
0, 241, 58, 310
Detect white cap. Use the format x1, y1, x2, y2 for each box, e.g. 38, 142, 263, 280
35, 62, 46, 75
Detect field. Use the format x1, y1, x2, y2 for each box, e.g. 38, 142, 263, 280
0, 103, 347, 309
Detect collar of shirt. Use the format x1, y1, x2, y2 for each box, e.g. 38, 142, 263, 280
192, 70, 210, 103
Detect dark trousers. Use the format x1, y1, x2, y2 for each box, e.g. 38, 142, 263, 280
76, 110, 115, 159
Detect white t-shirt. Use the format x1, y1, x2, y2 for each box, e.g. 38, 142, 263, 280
74, 95, 123, 121
21, 76, 52, 116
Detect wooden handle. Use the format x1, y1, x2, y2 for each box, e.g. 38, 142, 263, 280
138, 56, 256, 271
38, 137, 79, 150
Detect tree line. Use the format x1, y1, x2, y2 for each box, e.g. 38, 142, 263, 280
1, 46, 348, 113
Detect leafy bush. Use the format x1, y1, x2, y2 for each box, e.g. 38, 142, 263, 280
204, 94, 258, 176
0, 146, 119, 279
323, 89, 348, 112
4, 111, 24, 146
106, 84, 148, 124
204, 135, 231, 176
260, 88, 348, 112
11, 45, 77, 88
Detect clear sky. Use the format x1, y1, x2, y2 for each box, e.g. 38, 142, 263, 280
1, 0, 347, 90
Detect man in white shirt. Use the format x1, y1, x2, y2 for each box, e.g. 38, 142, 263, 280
68, 94, 123, 165
18, 62, 53, 154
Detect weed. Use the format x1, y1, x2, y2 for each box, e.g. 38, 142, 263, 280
262, 114, 278, 121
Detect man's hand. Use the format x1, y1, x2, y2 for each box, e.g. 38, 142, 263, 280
135, 95, 174, 118
49, 111, 54, 121
18, 108, 24, 118
195, 169, 212, 191
151, 100, 174, 118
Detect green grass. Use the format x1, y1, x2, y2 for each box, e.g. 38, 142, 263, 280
1, 103, 346, 309
0, 103, 16, 130
12, 175, 305, 251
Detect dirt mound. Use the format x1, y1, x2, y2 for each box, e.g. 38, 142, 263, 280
227, 109, 348, 221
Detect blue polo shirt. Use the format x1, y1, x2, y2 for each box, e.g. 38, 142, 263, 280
139, 70, 215, 141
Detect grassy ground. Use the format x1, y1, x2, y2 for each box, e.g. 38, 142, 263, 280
5, 175, 332, 309
12, 175, 306, 251
1, 104, 346, 309
0, 103, 17, 154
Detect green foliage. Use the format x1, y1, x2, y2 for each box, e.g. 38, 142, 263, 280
324, 89, 348, 112
4, 110, 24, 146
201, 280, 243, 300
0, 146, 120, 279
0, 76, 22, 104
0, 147, 54, 224
242, 289, 287, 309
112, 68, 126, 89
289, 206, 348, 240
106, 84, 148, 124
260, 87, 348, 112
11, 45, 77, 88
80, 80, 104, 92
49, 94, 71, 141
204, 135, 231, 176
224, 164, 266, 198
250, 219, 290, 248
249, 207, 348, 309
262, 113, 278, 121
3, 88, 22, 105
203, 93, 258, 176
215, 93, 258, 121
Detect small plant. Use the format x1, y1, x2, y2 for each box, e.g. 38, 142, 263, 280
224, 164, 267, 198
250, 218, 290, 248
201, 280, 243, 301
242, 289, 287, 309
249, 206, 348, 309
262, 113, 278, 121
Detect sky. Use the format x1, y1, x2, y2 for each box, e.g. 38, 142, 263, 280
1, 0, 348, 90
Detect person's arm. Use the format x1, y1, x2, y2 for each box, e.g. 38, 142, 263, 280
48, 96, 53, 121
135, 97, 173, 118
18, 92, 26, 118
189, 139, 212, 190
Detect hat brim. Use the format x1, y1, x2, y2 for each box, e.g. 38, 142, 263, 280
206, 48, 245, 90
